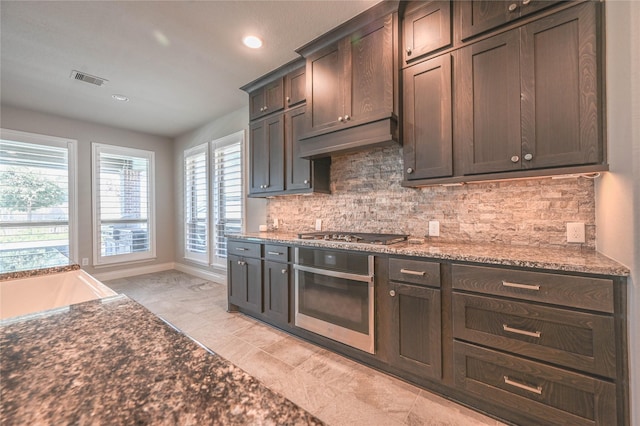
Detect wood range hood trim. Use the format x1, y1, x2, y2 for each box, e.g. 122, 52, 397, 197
298, 116, 399, 159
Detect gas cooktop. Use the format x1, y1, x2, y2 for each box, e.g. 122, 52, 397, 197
297, 232, 408, 245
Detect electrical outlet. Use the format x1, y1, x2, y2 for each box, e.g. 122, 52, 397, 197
315, 219, 322, 231
428, 220, 440, 237
567, 222, 585, 243
81, 258, 89, 266
273, 217, 279, 229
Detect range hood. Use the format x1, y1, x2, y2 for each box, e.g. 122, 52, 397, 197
298, 115, 399, 159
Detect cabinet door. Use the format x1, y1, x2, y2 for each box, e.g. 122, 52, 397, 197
306, 42, 345, 134
263, 260, 289, 325
389, 282, 442, 380
285, 105, 312, 190
285, 67, 306, 107
248, 78, 284, 121
403, 1, 451, 65
459, 1, 521, 40
346, 14, 395, 126
457, 29, 522, 175
520, 2, 600, 169
228, 255, 262, 314
403, 54, 452, 180
249, 114, 285, 195
249, 90, 266, 121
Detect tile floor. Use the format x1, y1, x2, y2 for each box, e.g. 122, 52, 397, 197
105, 270, 506, 426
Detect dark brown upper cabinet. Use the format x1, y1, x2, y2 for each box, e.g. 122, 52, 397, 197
249, 77, 284, 121
403, 54, 453, 180
284, 66, 306, 108
456, 2, 602, 176
402, 1, 452, 66
296, 1, 401, 159
249, 114, 285, 195
285, 105, 331, 193
458, 0, 565, 41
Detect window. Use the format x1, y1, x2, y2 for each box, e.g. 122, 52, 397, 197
92, 143, 155, 265
182, 131, 243, 267
184, 144, 208, 263
0, 129, 77, 270
212, 132, 243, 264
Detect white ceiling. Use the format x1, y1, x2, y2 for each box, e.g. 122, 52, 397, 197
0, 0, 379, 139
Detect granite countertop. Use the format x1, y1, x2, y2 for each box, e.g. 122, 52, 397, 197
0, 295, 323, 425
228, 232, 630, 277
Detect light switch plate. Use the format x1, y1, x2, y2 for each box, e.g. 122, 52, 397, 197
315, 219, 322, 231
567, 222, 585, 243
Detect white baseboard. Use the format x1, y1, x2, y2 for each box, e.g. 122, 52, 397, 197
93, 262, 175, 281
174, 263, 227, 284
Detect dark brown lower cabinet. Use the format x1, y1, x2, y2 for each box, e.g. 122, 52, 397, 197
388, 282, 442, 380
454, 341, 617, 426
263, 260, 289, 325
227, 255, 262, 314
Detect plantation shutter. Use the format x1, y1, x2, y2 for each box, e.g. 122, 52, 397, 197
93, 144, 155, 265
212, 139, 242, 261
184, 144, 208, 263
0, 134, 73, 270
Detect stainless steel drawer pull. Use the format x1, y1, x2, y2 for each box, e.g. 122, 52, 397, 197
503, 324, 541, 338
400, 268, 426, 276
267, 251, 283, 256
235, 247, 248, 251
502, 281, 540, 291
503, 376, 542, 395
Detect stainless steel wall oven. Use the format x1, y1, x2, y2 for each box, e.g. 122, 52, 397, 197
293, 247, 375, 354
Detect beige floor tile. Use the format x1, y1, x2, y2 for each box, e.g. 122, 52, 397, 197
262, 335, 323, 368
405, 390, 506, 426
232, 321, 288, 349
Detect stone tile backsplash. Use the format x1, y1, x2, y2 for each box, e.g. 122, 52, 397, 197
266, 146, 596, 249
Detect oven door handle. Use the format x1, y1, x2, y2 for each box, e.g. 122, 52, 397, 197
293, 264, 373, 283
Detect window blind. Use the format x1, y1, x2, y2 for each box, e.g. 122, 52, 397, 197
93, 144, 154, 264
213, 140, 242, 260
0, 135, 72, 270
184, 145, 208, 263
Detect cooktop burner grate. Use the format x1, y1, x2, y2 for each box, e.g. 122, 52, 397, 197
297, 232, 408, 245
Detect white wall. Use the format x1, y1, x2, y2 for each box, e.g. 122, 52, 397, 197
172, 106, 266, 274
0, 105, 176, 277
596, 1, 640, 424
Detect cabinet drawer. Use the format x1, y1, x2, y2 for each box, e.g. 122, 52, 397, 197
454, 341, 617, 426
389, 258, 440, 287
451, 264, 613, 313
264, 244, 289, 262
227, 240, 261, 259
452, 293, 615, 378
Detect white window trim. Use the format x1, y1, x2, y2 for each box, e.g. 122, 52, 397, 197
184, 143, 209, 265
210, 130, 245, 267
91, 143, 156, 266
0, 128, 78, 264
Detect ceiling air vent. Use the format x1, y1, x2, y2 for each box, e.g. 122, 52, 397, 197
70, 70, 108, 86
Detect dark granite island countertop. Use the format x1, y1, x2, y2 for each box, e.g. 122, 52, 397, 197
0, 295, 323, 425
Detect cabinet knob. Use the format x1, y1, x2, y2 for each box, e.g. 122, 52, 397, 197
511, 155, 520, 163
281, 268, 288, 274
237, 260, 246, 266
264, 105, 268, 110
338, 116, 344, 122
303, 179, 309, 184
406, 47, 412, 55
286, 96, 291, 103
389, 290, 396, 297
406, 167, 414, 174
259, 107, 264, 112
344, 115, 350, 121
522, 0, 531, 5
524, 153, 533, 161
508, 3, 518, 12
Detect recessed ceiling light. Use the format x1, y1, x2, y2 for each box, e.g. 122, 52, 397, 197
111, 94, 129, 102
243, 35, 263, 49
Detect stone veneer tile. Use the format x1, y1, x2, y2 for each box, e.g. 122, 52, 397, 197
267, 146, 597, 249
